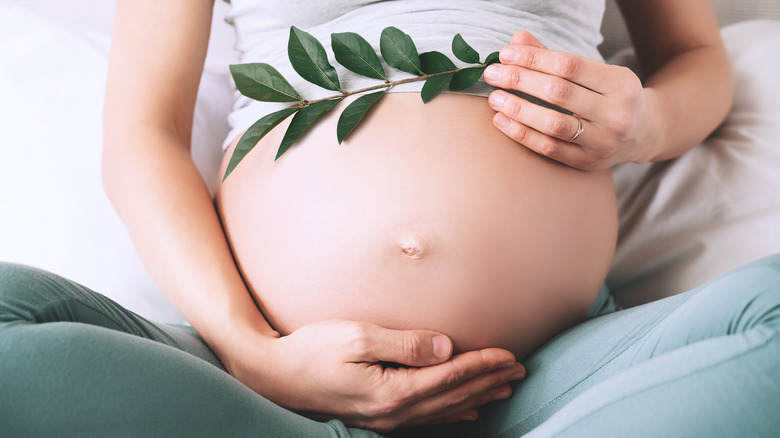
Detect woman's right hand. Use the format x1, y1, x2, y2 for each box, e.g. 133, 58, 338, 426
223, 319, 525, 433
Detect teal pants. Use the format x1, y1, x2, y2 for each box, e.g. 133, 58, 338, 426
1, 255, 779, 437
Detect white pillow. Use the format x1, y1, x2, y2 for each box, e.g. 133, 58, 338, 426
608, 20, 780, 306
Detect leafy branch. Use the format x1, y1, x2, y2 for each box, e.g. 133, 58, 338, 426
223, 26, 500, 180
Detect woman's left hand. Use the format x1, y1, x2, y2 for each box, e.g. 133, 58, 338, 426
483, 31, 660, 170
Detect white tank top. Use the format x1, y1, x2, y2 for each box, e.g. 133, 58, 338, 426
225, 0, 606, 144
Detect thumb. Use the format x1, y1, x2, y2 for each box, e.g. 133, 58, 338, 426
349, 323, 453, 366
510, 30, 548, 49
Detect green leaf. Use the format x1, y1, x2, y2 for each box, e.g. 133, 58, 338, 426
421, 73, 453, 103
452, 34, 480, 64
419, 51, 457, 74
379, 27, 424, 76
229, 63, 302, 103
336, 91, 387, 144
484, 51, 500, 65
450, 66, 485, 91
275, 99, 343, 160
223, 107, 300, 181
288, 26, 342, 91
331, 32, 387, 81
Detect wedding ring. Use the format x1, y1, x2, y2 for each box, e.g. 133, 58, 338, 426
569, 115, 584, 143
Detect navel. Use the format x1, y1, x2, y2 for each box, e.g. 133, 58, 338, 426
399, 235, 427, 259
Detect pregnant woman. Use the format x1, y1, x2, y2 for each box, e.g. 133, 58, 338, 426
2, 0, 778, 437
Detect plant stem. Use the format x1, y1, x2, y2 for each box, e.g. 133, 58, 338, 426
292, 64, 487, 107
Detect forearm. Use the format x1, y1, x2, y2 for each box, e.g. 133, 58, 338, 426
102, 131, 279, 357
103, 0, 278, 367
643, 45, 733, 162
617, 0, 733, 163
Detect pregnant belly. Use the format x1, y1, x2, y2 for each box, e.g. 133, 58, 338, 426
217, 93, 617, 357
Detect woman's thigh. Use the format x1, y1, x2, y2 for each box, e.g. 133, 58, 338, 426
410, 253, 780, 438
0, 262, 381, 438
493, 253, 779, 437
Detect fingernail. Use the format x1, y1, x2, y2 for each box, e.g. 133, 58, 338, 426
494, 113, 511, 129
433, 335, 452, 359
459, 411, 479, 422
492, 388, 512, 402
509, 364, 527, 380
488, 91, 504, 108
483, 64, 500, 82
500, 46, 518, 63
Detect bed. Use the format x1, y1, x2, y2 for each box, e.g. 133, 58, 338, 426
1, 0, 779, 324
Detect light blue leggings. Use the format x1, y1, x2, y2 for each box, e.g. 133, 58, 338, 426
1, 255, 779, 437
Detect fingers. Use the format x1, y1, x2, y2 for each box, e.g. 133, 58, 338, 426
510, 30, 548, 49
491, 110, 605, 170
345, 322, 454, 367
393, 348, 520, 400
490, 44, 613, 94
483, 32, 647, 170
488, 90, 590, 144
397, 359, 525, 423
425, 408, 480, 426
351, 352, 524, 432
483, 62, 605, 118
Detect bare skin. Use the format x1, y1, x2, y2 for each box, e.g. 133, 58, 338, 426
218, 93, 617, 358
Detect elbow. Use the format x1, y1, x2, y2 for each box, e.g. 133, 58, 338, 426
101, 138, 127, 213
100, 119, 167, 211
101, 122, 140, 214
706, 46, 736, 128
706, 37, 735, 129
101, 106, 128, 207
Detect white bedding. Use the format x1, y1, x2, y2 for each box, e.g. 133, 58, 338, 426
1, 2, 778, 321
0, 2, 235, 323
608, 21, 780, 306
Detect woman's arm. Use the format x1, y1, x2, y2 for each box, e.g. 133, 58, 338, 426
483, 0, 733, 169
103, 0, 274, 363
617, 0, 732, 161
103, 0, 523, 431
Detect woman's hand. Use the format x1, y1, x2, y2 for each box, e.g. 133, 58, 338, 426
225, 320, 525, 433
483, 31, 661, 170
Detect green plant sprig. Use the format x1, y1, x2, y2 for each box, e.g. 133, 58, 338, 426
223, 26, 500, 181
286, 63, 497, 108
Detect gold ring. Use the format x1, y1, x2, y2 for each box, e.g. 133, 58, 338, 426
569, 115, 584, 143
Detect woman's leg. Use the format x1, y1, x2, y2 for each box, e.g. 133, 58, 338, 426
0, 262, 380, 438
464, 253, 780, 437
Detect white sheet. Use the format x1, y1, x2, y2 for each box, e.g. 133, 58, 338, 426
1, 2, 778, 321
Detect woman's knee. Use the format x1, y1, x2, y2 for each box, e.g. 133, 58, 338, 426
737, 254, 780, 327
0, 262, 42, 299
0, 262, 80, 322
692, 253, 780, 331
